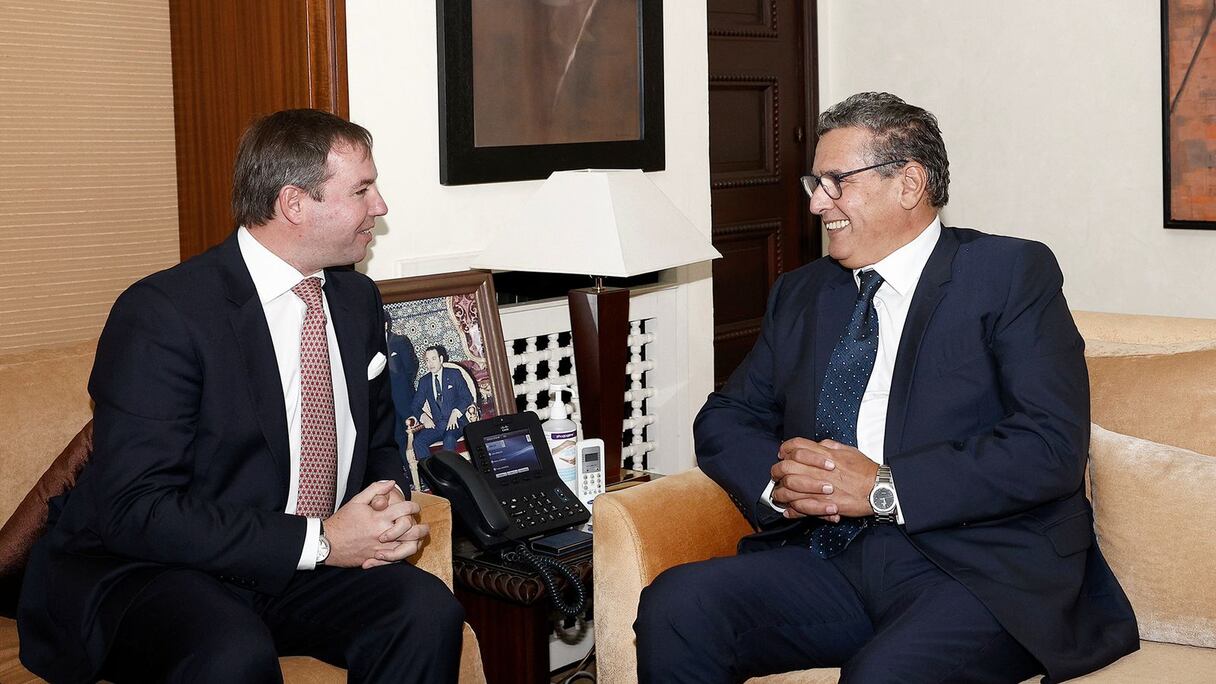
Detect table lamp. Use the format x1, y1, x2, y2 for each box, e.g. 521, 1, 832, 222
472, 169, 721, 484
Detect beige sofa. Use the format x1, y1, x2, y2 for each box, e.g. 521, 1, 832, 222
593, 311, 1216, 683
0, 340, 487, 683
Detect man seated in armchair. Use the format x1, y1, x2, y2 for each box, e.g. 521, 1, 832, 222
406, 344, 477, 460
18, 109, 465, 683
633, 93, 1139, 683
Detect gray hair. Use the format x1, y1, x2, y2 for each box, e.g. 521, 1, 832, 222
817, 92, 950, 207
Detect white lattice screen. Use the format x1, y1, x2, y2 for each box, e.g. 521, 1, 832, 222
503, 318, 656, 471
497, 285, 693, 475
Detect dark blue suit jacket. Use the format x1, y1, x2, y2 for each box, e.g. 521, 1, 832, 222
17, 233, 406, 683
409, 366, 474, 427
695, 227, 1137, 682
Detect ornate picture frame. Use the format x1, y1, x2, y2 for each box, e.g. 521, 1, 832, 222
436, 0, 665, 185
1161, 0, 1216, 230
377, 270, 515, 488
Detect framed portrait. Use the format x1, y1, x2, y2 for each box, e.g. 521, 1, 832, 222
378, 270, 515, 489
436, 0, 665, 185
1161, 0, 1216, 229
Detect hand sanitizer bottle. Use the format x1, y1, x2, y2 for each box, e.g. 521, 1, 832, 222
542, 384, 578, 492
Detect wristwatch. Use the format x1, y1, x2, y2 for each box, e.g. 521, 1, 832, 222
869, 464, 898, 524
316, 520, 331, 565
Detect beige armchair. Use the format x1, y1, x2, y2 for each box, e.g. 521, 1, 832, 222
0, 341, 487, 683
593, 312, 1216, 683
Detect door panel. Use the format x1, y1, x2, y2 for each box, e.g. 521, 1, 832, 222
709, 78, 779, 185
708, 0, 818, 388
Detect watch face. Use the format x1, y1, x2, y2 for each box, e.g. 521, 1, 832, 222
871, 486, 896, 513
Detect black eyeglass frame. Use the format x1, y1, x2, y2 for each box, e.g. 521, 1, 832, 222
800, 159, 908, 200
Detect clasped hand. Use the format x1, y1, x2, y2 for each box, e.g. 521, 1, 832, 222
770, 438, 879, 523
322, 480, 429, 569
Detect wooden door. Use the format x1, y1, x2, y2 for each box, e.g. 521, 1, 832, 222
170, 0, 349, 261
708, 0, 819, 387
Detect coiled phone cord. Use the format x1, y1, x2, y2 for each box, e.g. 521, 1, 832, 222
504, 542, 588, 617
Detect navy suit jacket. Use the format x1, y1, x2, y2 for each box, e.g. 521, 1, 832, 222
17, 233, 406, 683
410, 366, 474, 427
695, 227, 1137, 682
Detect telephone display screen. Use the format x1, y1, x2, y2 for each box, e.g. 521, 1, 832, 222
583, 447, 601, 473
484, 428, 542, 479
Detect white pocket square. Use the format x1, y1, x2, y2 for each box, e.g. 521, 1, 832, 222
367, 351, 387, 380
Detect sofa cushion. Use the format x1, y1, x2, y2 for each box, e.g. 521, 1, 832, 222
1089, 424, 1216, 648
0, 422, 92, 582
0, 340, 96, 525
1069, 640, 1216, 682
1086, 349, 1216, 456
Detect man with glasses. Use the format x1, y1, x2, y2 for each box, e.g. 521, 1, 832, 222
635, 92, 1137, 683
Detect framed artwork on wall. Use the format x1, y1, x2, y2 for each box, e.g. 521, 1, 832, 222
436, 0, 665, 185
1162, 0, 1216, 230
378, 270, 515, 489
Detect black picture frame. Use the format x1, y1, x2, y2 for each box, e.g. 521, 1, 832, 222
1161, 0, 1216, 230
436, 0, 665, 185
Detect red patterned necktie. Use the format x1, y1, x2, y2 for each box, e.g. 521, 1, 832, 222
291, 277, 338, 518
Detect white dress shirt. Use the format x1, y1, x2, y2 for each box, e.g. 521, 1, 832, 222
764, 217, 942, 525
238, 227, 356, 569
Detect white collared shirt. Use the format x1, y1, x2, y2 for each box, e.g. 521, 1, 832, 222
764, 217, 942, 525
237, 226, 356, 569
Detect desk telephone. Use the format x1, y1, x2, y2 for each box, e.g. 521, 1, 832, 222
419, 412, 591, 615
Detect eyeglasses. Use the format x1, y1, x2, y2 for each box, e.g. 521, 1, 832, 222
800, 159, 908, 200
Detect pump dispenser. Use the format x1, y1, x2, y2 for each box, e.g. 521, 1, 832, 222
542, 384, 578, 491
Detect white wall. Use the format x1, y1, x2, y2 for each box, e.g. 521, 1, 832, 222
345, 1, 713, 459
819, 0, 1216, 319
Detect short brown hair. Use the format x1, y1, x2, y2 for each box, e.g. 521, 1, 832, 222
231, 109, 373, 227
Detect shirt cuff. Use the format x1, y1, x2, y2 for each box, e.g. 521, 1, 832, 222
760, 479, 787, 513
297, 516, 321, 571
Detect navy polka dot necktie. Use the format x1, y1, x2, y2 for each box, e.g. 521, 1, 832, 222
809, 269, 884, 558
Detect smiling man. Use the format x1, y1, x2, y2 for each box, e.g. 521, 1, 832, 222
634, 93, 1138, 683
18, 109, 464, 683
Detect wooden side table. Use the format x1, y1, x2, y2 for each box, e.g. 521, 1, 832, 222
450, 470, 651, 683
453, 539, 593, 684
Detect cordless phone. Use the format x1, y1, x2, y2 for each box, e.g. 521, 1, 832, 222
575, 438, 606, 508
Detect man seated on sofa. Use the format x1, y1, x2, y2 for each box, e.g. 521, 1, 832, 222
634, 92, 1139, 683
18, 109, 464, 683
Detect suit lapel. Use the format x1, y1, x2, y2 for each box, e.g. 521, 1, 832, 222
884, 228, 958, 457
324, 273, 370, 503
219, 236, 291, 482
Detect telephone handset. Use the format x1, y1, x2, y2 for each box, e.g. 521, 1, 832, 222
419, 412, 591, 615
418, 451, 512, 544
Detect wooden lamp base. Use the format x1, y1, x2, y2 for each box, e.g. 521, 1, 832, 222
567, 285, 630, 485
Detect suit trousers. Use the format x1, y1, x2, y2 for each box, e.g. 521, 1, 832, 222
100, 562, 464, 684
411, 425, 463, 460
635, 525, 1042, 684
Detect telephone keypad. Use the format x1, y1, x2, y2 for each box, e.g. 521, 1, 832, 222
499, 487, 583, 532
579, 473, 603, 497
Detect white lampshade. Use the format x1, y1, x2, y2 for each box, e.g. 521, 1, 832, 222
471, 169, 722, 277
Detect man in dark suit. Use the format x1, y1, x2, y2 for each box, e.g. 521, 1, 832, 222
635, 93, 1138, 683
18, 109, 464, 683
387, 329, 420, 478
407, 344, 475, 460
